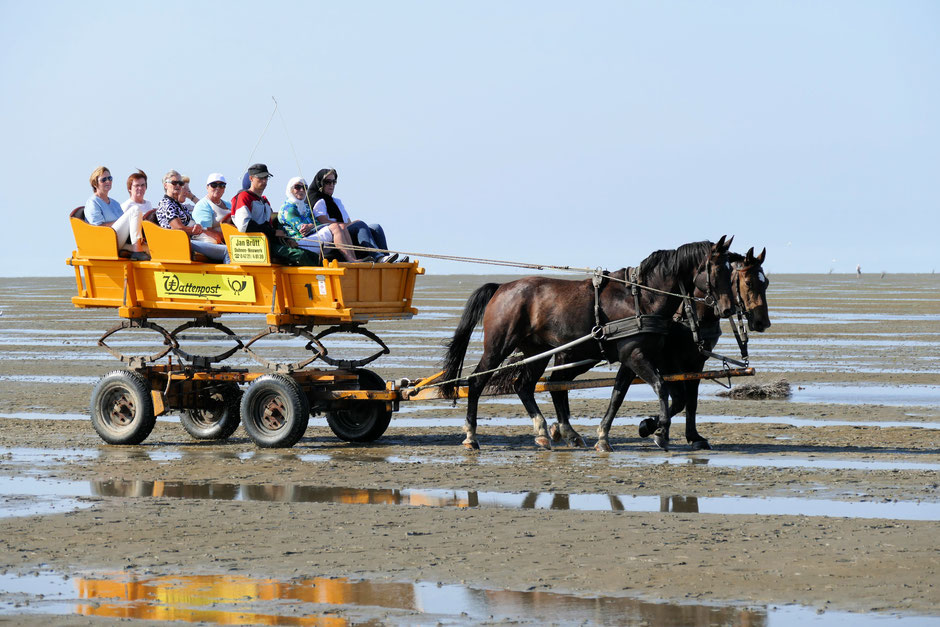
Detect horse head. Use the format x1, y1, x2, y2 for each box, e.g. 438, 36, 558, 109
732, 247, 771, 332
695, 235, 736, 318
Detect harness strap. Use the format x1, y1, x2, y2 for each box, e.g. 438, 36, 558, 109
592, 269, 605, 330
729, 311, 749, 364
629, 267, 642, 317
600, 315, 670, 340
678, 282, 702, 347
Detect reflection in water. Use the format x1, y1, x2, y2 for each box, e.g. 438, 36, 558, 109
86, 480, 940, 520
73, 571, 766, 626
661, 496, 700, 513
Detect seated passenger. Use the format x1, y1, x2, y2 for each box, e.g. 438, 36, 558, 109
155, 170, 231, 264
121, 169, 152, 216
84, 166, 148, 260
180, 175, 199, 210
308, 168, 402, 263
191, 173, 230, 243
279, 177, 359, 262
230, 163, 319, 266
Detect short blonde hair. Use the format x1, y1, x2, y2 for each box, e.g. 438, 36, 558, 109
89, 166, 110, 191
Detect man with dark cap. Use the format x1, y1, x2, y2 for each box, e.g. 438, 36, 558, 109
231, 163, 319, 266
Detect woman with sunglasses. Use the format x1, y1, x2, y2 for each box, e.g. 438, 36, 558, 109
191, 173, 231, 243
305, 168, 401, 263
84, 166, 148, 260
278, 176, 360, 262
156, 170, 230, 263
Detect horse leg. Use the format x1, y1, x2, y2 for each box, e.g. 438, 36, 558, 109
595, 363, 636, 452
632, 358, 671, 451
684, 379, 710, 450
514, 357, 553, 450
462, 352, 505, 450
640, 379, 685, 439
547, 361, 594, 447
462, 325, 523, 449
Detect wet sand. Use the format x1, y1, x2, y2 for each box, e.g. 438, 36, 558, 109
0, 274, 938, 623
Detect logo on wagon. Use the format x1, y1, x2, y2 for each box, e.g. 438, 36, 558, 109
156, 272, 256, 302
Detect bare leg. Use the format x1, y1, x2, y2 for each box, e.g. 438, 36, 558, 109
328, 223, 358, 262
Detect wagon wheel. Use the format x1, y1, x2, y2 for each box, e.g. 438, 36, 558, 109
240, 374, 309, 448
325, 369, 392, 443
90, 370, 157, 445
180, 382, 242, 441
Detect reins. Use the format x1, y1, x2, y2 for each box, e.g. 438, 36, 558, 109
415, 253, 726, 396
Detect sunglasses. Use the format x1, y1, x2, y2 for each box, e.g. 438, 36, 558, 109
322, 179, 336, 185
209, 182, 227, 189
292, 184, 306, 190
99, 176, 113, 182
168, 180, 183, 186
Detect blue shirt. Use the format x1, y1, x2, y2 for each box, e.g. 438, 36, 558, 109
85, 195, 123, 225
192, 197, 231, 229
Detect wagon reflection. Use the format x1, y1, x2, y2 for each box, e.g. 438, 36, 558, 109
73, 571, 764, 625
91, 479, 698, 512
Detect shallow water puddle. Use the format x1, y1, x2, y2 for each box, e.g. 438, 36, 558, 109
1, 475, 936, 521
566, 382, 940, 406
4, 410, 940, 433
387, 412, 940, 430
0, 570, 932, 625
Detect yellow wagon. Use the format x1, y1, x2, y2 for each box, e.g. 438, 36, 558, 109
67, 207, 423, 447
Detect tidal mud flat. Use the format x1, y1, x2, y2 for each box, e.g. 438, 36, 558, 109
0, 274, 938, 624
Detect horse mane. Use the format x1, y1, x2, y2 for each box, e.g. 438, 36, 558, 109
638, 240, 713, 283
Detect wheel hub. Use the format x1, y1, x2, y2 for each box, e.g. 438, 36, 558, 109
261, 397, 287, 430
108, 394, 135, 426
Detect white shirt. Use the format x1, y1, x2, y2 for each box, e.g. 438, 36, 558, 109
121, 199, 152, 215
311, 197, 350, 223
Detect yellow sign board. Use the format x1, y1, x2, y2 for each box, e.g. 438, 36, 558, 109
155, 272, 256, 302
229, 235, 269, 265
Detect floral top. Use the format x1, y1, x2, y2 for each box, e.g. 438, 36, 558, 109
279, 200, 317, 239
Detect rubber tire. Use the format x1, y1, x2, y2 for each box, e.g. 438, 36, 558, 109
240, 374, 309, 448
180, 383, 242, 441
326, 369, 393, 443
90, 370, 157, 445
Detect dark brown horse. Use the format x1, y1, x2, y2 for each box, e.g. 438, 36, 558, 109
543, 247, 771, 451
441, 237, 735, 452
633, 247, 771, 448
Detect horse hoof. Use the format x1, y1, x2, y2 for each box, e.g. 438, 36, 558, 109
549, 423, 563, 442
535, 436, 552, 450
690, 439, 711, 451
571, 436, 587, 448
638, 418, 656, 439
594, 440, 612, 453
462, 439, 480, 450
653, 432, 669, 451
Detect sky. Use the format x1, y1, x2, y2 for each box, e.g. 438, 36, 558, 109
1, 0, 938, 277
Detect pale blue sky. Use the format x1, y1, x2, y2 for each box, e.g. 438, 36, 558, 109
2, 0, 938, 276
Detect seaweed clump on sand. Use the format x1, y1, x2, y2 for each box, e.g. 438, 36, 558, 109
717, 378, 791, 400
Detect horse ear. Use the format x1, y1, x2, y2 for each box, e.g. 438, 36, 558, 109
724, 235, 734, 251
746, 247, 755, 263
757, 247, 766, 264
715, 235, 727, 250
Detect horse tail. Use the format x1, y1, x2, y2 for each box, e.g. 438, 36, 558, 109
440, 282, 501, 397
